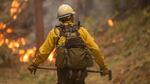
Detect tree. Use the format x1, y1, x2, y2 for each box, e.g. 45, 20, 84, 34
34, 0, 44, 49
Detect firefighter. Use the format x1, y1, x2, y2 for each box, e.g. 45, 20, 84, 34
28, 4, 110, 84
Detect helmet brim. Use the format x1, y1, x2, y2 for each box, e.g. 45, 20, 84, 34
57, 12, 75, 19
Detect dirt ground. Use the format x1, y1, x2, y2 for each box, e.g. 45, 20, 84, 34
0, 61, 112, 84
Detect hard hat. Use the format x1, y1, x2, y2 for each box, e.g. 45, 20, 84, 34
57, 4, 75, 19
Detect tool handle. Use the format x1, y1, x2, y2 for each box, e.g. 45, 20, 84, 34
108, 70, 112, 80
36, 67, 112, 80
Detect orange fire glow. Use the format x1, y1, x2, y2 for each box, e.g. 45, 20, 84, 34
48, 48, 56, 63
0, 0, 54, 63
0, 23, 6, 29
107, 19, 114, 27
20, 38, 26, 45
20, 47, 36, 62
0, 24, 36, 63
0, 35, 36, 62
10, 0, 21, 20
19, 49, 25, 55
0, 0, 36, 63
0, 39, 4, 46
6, 28, 13, 33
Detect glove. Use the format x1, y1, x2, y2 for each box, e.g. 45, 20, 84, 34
28, 64, 37, 75
100, 68, 112, 80
100, 68, 110, 76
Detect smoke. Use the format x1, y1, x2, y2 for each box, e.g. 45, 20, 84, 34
43, 0, 114, 35
92, 0, 114, 24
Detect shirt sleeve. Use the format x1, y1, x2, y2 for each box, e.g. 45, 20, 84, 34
32, 28, 58, 66
79, 27, 107, 69
39, 28, 57, 54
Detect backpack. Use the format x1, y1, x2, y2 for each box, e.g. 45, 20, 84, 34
54, 22, 93, 69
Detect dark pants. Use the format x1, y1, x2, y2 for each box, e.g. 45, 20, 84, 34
57, 68, 87, 84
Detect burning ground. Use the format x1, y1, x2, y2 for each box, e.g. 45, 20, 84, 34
0, 0, 56, 83
0, 0, 36, 63
0, 0, 54, 63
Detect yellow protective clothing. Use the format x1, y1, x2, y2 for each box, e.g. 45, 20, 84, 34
32, 24, 107, 69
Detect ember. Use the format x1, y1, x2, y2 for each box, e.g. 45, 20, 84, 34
107, 19, 114, 27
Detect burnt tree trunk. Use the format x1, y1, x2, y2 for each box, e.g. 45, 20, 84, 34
34, 0, 44, 49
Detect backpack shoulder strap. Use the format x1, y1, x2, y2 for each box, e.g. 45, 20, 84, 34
54, 21, 81, 46
74, 21, 81, 36
54, 25, 63, 47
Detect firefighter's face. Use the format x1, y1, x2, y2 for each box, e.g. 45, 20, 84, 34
59, 14, 73, 23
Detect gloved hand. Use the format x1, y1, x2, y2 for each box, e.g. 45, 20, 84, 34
100, 68, 110, 76
28, 64, 37, 75
100, 68, 112, 80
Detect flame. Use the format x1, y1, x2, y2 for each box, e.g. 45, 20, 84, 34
0, 39, 4, 46
19, 49, 25, 55
0, 31, 36, 63
8, 41, 20, 49
0, 0, 38, 63
107, 19, 114, 27
10, 0, 21, 20
20, 37, 26, 45
0, 22, 6, 29
6, 28, 13, 33
48, 48, 56, 63
20, 47, 36, 62
0, 33, 4, 38
22, 54, 29, 62
19, 49, 25, 62
5, 39, 9, 44
0, 33, 4, 46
